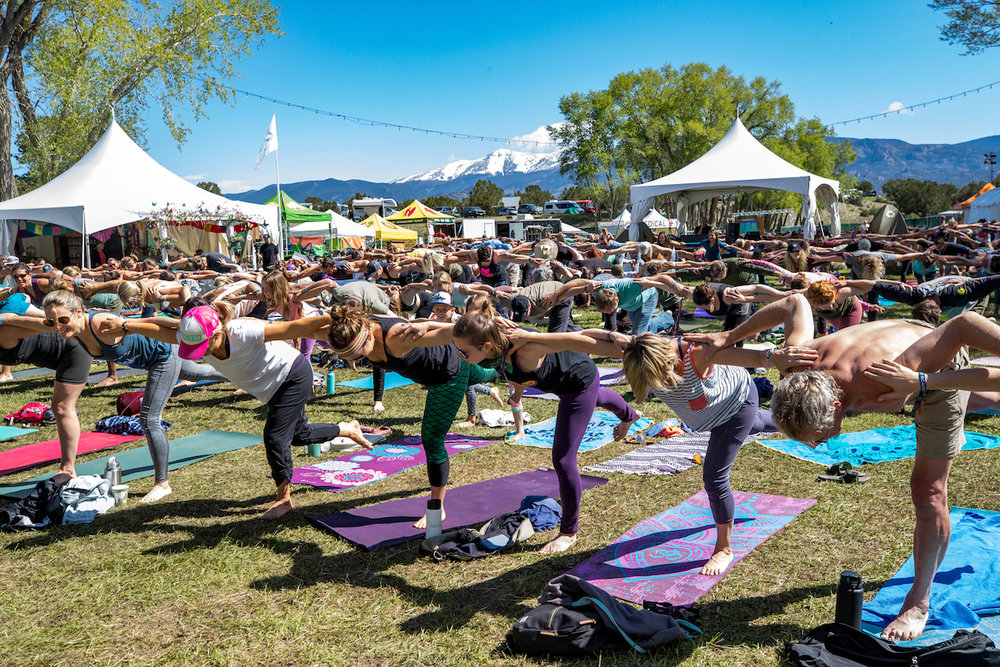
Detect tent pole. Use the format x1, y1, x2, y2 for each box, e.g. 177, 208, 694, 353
273, 151, 285, 257
81, 211, 90, 269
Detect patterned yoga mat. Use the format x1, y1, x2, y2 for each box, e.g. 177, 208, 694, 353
567, 489, 815, 606
523, 366, 625, 400
761, 424, 1000, 467
584, 431, 778, 476
290, 433, 494, 491
515, 411, 652, 453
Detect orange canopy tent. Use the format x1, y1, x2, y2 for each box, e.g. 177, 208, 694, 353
958, 183, 996, 208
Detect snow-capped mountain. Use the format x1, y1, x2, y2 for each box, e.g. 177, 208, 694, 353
394, 148, 563, 183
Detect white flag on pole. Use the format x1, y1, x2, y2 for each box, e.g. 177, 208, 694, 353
254, 114, 278, 170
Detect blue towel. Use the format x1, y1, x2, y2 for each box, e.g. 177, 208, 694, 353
761, 424, 1000, 466
863, 507, 1000, 646
337, 372, 414, 390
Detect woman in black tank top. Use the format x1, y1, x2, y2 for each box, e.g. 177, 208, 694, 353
399, 311, 641, 555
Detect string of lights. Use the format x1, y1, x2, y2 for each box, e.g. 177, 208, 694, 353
200, 76, 558, 147
828, 79, 1000, 127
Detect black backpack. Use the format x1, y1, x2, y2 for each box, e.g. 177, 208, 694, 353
507, 574, 699, 656
786, 622, 1000, 666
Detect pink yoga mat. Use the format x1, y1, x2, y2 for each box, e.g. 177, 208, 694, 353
309, 468, 608, 551
0, 432, 142, 477
566, 489, 815, 606
972, 356, 1000, 368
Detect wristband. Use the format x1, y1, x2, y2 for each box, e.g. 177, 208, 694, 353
912, 372, 927, 416
606, 331, 612, 343
765, 347, 774, 363
509, 400, 521, 408
121, 320, 129, 334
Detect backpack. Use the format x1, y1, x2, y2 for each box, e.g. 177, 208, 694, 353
785, 623, 1000, 666
116, 391, 144, 416
507, 574, 698, 657
419, 512, 535, 561
5, 402, 55, 425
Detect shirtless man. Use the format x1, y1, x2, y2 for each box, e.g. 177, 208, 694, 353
689, 294, 1000, 641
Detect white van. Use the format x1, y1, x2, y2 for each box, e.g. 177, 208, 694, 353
543, 200, 582, 214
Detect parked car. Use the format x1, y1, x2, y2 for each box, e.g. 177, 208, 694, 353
543, 200, 583, 215
497, 206, 518, 217
436, 206, 456, 216
462, 206, 486, 218
518, 204, 542, 215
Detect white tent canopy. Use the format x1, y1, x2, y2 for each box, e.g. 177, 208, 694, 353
287, 212, 374, 239
968, 188, 1000, 223
0, 119, 281, 264
629, 117, 840, 240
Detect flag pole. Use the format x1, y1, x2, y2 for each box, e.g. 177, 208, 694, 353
274, 149, 285, 256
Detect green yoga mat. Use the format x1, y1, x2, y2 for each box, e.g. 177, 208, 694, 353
0, 430, 261, 499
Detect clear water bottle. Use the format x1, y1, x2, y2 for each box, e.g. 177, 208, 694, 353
103, 456, 121, 487
834, 570, 864, 628
425, 498, 442, 539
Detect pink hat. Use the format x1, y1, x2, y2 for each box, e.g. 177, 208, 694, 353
177, 305, 220, 360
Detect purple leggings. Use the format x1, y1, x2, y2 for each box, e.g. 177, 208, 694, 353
703, 381, 775, 525
553, 374, 639, 534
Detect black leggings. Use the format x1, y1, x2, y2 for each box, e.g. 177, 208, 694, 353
872, 275, 1000, 309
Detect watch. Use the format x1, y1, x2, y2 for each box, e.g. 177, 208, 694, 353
121, 320, 129, 334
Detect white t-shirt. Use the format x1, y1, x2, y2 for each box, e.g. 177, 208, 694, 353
201, 318, 299, 403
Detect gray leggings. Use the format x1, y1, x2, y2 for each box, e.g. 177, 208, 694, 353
140, 346, 226, 483
465, 383, 495, 417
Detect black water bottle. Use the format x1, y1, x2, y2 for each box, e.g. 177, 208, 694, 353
834, 570, 864, 628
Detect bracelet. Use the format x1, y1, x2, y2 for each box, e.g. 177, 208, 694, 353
511, 405, 522, 413
765, 347, 774, 363
606, 331, 612, 343
509, 400, 521, 408
121, 320, 129, 334
912, 372, 927, 416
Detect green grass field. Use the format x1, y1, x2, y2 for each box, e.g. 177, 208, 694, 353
3, 305, 1000, 666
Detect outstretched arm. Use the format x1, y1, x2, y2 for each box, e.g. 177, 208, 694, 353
509, 328, 626, 358
685, 293, 816, 358
634, 274, 692, 299
263, 315, 331, 342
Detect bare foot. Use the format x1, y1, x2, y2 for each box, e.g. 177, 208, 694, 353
373, 401, 386, 413
141, 482, 172, 503
700, 548, 734, 575
489, 387, 505, 408
233, 387, 246, 396
51, 468, 75, 484
613, 410, 643, 441
456, 418, 476, 428
540, 533, 578, 554
413, 508, 446, 529
0, 374, 12, 383
261, 498, 293, 520
174, 380, 196, 388
94, 376, 118, 388
881, 604, 929, 642
505, 430, 525, 444
337, 420, 371, 449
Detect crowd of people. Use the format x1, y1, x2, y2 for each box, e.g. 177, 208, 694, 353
5, 215, 1000, 640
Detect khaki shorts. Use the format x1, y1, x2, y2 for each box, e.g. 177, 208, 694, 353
914, 348, 970, 460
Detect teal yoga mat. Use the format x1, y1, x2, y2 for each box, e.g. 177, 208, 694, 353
0, 430, 261, 499
761, 424, 1000, 467
336, 372, 414, 390
0, 425, 37, 441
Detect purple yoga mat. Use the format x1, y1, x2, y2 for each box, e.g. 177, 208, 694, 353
566, 489, 815, 605
309, 468, 609, 550
291, 433, 493, 491
523, 366, 625, 399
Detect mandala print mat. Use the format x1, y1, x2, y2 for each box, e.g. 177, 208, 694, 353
566, 489, 815, 606
515, 411, 652, 452
761, 424, 1000, 466
290, 433, 493, 491
522, 366, 625, 400
584, 431, 778, 476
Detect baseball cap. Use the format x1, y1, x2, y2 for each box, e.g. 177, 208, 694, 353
177, 305, 221, 360
787, 241, 803, 252
510, 295, 530, 322
430, 291, 453, 307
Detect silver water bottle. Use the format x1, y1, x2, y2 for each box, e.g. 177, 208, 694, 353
103, 456, 121, 487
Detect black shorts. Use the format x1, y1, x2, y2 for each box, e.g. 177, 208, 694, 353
0, 334, 92, 384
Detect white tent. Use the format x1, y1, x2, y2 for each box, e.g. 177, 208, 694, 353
629, 117, 840, 240
968, 188, 1000, 223
611, 206, 631, 224
287, 213, 374, 239
0, 119, 281, 265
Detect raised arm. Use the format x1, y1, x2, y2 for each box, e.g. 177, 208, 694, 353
685, 292, 816, 354
263, 315, 331, 342
633, 273, 692, 299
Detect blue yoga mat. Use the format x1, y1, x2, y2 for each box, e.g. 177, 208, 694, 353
336, 372, 414, 390
0, 430, 262, 499
760, 424, 1000, 466
0, 425, 37, 441
862, 506, 1000, 647
516, 411, 652, 453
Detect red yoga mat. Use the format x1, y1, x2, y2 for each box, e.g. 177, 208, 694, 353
0, 432, 142, 477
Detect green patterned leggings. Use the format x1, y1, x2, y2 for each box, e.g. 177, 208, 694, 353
422, 361, 496, 486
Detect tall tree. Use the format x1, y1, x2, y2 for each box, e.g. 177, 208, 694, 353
514, 184, 552, 206
467, 179, 503, 213
931, 0, 1000, 54
551, 63, 854, 224
197, 181, 222, 195
3, 0, 280, 198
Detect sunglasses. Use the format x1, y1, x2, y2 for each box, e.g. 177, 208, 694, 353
455, 342, 484, 360
43, 316, 72, 327
13, 273, 29, 279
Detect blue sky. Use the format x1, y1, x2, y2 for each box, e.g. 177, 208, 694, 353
136, 0, 1000, 194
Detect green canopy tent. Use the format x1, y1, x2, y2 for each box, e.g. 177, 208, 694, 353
264, 190, 333, 225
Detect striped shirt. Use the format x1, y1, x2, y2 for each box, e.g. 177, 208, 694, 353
652, 344, 751, 432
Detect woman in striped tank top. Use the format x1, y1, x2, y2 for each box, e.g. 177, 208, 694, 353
620, 332, 813, 576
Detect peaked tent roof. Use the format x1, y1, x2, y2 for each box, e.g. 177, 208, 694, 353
957, 183, 995, 208
968, 187, 1000, 222
630, 117, 840, 239
385, 199, 455, 222
358, 214, 418, 242
265, 190, 332, 224
0, 119, 281, 255
287, 216, 374, 239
